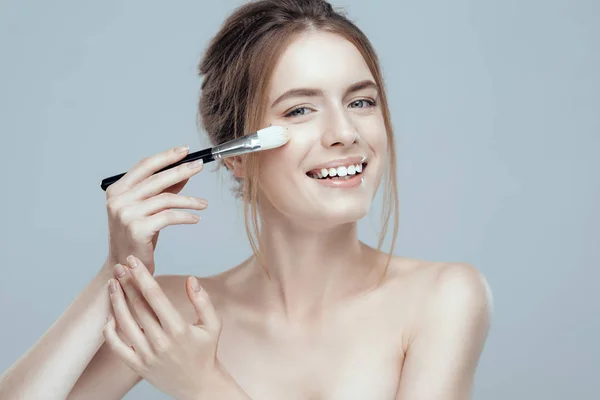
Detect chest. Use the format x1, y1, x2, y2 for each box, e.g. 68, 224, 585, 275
215, 312, 404, 400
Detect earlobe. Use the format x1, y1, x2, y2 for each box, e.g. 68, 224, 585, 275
224, 156, 244, 178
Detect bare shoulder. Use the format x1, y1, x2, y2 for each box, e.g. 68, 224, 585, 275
382, 256, 493, 341
385, 256, 492, 307
426, 261, 494, 331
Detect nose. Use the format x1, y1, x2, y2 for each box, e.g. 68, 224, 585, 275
321, 107, 359, 148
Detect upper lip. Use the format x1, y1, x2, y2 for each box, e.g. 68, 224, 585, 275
306, 156, 368, 173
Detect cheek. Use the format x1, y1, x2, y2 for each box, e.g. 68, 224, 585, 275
257, 153, 280, 185
357, 116, 387, 153
259, 131, 313, 171
256, 135, 314, 207
375, 130, 388, 154
257, 143, 299, 186
257, 148, 306, 213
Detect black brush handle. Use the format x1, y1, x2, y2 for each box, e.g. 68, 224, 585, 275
100, 147, 215, 191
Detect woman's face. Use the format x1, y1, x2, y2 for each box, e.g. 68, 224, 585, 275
257, 30, 388, 227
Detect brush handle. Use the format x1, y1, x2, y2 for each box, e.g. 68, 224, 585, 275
100, 147, 215, 191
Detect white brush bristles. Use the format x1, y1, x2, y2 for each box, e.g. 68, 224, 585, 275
256, 126, 289, 149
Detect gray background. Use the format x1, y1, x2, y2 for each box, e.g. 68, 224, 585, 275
0, 0, 598, 399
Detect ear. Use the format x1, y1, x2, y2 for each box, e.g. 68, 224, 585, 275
223, 156, 245, 179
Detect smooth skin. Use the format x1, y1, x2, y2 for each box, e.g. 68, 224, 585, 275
0, 31, 492, 400
103, 255, 249, 400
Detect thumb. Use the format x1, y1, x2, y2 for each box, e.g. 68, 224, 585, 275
186, 276, 221, 334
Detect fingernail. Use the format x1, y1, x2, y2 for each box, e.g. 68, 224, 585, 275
114, 263, 125, 278
175, 145, 189, 153
127, 255, 138, 269
190, 276, 201, 293
187, 159, 203, 169
108, 279, 117, 293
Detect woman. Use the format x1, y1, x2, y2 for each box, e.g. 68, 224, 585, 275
0, 0, 492, 399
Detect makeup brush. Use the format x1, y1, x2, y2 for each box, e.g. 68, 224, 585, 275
100, 125, 289, 191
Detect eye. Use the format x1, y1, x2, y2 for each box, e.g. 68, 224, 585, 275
284, 106, 314, 118
349, 98, 377, 108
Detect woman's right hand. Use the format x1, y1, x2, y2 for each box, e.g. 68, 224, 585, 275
104, 145, 207, 275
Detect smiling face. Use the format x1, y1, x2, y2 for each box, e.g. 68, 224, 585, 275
254, 30, 388, 228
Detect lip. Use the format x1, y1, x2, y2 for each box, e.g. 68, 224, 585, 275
306, 156, 367, 174
309, 171, 365, 188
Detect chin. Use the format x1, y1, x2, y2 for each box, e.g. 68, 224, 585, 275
305, 197, 372, 227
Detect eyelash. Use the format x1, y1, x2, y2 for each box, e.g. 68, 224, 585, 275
283, 98, 378, 118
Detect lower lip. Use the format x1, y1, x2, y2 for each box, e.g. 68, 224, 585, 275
307, 171, 365, 188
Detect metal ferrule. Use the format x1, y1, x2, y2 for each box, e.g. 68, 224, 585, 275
212, 132, 261, 159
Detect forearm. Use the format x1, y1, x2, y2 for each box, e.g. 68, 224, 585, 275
0, 260, 115, 400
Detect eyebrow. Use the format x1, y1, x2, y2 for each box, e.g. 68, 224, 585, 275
270, 79, 379, 108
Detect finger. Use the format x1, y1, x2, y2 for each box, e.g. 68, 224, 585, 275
125, 255, 186, 333
108, 277, 152, 356
186, 276, 221, 335
103, 314, 143, 372
116, 325, 134, 347
113, 263, 164, 343
132, 193, 208, 218
111, 193, 207, 227
108, 146, 191, 195
138, 209, 202, 234
164, 177, 189, 194
124, 160, 204, 202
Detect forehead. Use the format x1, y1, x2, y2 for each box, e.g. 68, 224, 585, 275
267, 30, 374, 100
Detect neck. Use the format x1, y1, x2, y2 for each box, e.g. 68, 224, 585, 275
247, 215, 381, 324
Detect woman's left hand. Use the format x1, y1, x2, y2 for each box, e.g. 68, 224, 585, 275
103, 255, 224, 400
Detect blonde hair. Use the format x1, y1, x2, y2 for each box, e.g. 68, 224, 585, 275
197, 0, 399, 284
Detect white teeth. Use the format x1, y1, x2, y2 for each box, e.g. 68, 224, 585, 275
308, 162, 366, 179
